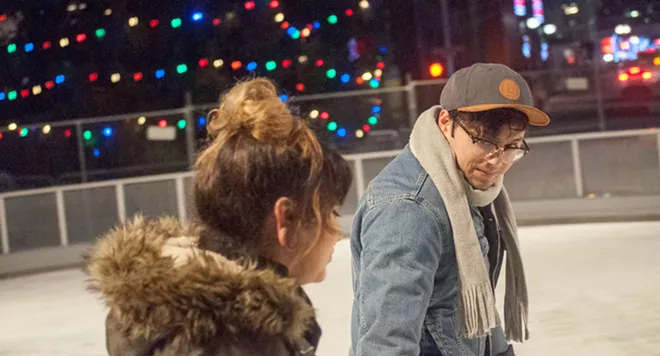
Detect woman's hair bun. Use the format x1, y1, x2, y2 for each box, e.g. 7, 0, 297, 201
207, 78, 298, 143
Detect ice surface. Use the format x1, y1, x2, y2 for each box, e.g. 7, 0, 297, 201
2, 222, 660, 356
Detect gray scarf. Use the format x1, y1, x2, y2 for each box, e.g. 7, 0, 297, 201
410, 106, 529, 342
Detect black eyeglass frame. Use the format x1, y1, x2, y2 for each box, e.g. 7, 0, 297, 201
447, 110, 530, 164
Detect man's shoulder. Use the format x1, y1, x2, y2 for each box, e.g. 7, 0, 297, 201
361, 146, 447, 219
366, 146, 424, 202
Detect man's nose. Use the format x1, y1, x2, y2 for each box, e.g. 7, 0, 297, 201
485, 150, 504, 166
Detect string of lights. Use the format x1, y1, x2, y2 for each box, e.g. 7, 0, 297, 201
0, 57, 384, 103
2, 1, 383, 98
0, 101, 381, 152
3, 1, 371, 56
0, 75, 66, 102
0, 0, 381, 149
306, 102, 381, 140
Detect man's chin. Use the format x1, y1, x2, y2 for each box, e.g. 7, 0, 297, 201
468, 177, 495, 191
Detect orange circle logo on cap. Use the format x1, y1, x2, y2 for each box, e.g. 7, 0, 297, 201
499, 79, 520, 100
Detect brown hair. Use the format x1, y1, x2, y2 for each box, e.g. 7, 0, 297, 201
194, 78, 352, 258
451, 108, 528, 141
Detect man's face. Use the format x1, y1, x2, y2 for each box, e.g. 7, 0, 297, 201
438, 110, 526, 190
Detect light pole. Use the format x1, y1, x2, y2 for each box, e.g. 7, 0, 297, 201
440, 0, 455, 75
585, 0, 606, 131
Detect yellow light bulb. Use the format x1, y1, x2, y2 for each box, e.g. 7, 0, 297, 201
42, 125, 52, 134
309, 110, 320, 119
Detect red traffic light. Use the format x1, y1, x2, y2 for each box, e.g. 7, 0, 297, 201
429, 63, 444, 78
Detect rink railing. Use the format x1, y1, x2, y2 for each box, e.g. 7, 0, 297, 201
1, 68, 619, 188
2, 126, 660, 275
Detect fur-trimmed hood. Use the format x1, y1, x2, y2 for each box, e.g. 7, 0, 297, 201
85, 216, 316, 354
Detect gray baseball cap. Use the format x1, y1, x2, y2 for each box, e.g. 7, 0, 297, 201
440, 63, 550, 126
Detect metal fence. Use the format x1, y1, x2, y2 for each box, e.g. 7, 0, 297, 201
2, 126, 660, 275
3, 67, 660, 192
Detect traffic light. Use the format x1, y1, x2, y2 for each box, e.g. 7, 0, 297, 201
429, 63, 444, 78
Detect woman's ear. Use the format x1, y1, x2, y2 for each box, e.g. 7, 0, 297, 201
274, 197, 297, 249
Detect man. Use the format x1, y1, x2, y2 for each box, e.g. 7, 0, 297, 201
350, 63, 550, 356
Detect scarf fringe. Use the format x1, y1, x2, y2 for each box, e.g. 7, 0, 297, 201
504, 254, 530, 342
462, 282, 498, 339
504, 297, 530, 342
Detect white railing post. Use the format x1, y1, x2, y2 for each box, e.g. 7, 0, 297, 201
354, 159, 366, 201
75, 120, 89, 183
0, 197, 9, 254
116, 183, 126, 223
657, 133, 660, 180
406, 81, 419, 129
175, 177, 187, 223
571, 139, 585, 197
184, 91, 196, 168
55, 190, 69, 246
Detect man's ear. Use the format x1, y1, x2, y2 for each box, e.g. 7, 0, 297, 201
437, 109, 453, 136
274, 197, 297, 249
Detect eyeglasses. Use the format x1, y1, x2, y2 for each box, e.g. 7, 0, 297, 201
452, 116, 530, 164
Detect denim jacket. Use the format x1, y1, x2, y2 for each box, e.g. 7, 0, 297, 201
350, 145, 511, 356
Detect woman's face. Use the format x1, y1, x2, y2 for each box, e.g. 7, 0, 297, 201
288, 211, 342, 285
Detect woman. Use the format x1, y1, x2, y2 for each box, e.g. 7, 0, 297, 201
86, 78, 353, 356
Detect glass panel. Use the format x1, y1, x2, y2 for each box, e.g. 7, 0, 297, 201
0, 124, 80, 192
124, 180, 178, 219
505, 142, 576, 201
5, 193, 60, 252
362, 157, 396, 188
413, 83, 444, 120
339, 161, 359, 217
76, 114, 189, 184
580, 135, 660, 197
184, 176, 197, 222
291, 91, 410, 154
64, 187, 118, 244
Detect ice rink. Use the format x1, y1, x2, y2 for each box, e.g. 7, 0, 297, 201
2, 221, 660, 356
